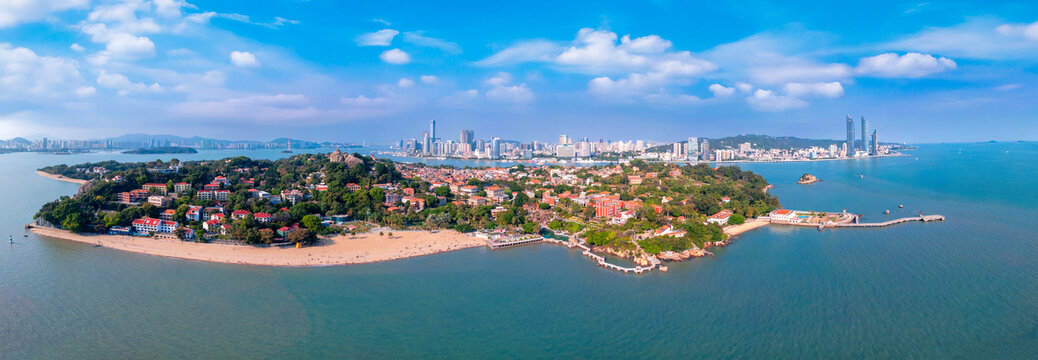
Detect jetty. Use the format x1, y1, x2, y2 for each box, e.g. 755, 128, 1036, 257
484, 234, 544, 249
542, 234, 659, 274
835, 215, 945, 228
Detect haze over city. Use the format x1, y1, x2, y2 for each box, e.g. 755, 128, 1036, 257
1, 1, 1036, 143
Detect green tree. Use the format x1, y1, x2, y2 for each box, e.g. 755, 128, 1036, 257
62, 213, 84, 233
728, 213, 746, 225
302, 214, 322, 231
521, 222, 539, 234
287, 228, 317, 246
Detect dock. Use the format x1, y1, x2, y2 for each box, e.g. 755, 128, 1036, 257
836, 215, 945, 228
485, 235, 544, 249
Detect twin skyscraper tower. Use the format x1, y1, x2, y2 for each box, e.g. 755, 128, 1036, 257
846, 115, 878, 156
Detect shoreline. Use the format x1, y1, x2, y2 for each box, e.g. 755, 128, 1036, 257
36, 170, 90, 185
723, 218, 771, 237
29, 226, 484, 267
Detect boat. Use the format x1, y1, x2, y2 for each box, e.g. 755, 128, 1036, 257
9, 235, 13, 244
899, 204, 904, 208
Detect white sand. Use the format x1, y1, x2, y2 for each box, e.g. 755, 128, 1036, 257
723, 218, 770, 237
36, 171, 90, 185
30, 227, 485, 266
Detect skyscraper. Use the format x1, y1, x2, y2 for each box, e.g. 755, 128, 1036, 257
490, 138, 501, 159
860, 116, 869, 152
687, 137, 699, 161
559, 135, 569, 145
871, 130, 878, 155
460, 130, 473, 146
845, 115, 855, 157
422, 131, 431, 155
429, 119, 436, 141
700, 139, 710, 161
673, 142, 682, 159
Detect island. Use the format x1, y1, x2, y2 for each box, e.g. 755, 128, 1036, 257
30, 151, 783, 269
798, 173, 820, 184
123, 146, 199, 154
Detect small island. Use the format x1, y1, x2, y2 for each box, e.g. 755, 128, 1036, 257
797, 173, 820, 184
124, 146, 198, 154
30, 152, 781, 270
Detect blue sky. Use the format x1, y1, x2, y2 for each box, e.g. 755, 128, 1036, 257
1, 0, 1036, 143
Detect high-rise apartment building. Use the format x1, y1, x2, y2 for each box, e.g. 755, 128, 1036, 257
687, 137, 699, 161
845, 115, 855, 157
860, 116, 869, 152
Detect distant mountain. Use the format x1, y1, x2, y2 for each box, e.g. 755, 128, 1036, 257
104, 134, 327, 149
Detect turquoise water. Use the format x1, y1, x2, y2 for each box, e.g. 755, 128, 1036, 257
1, 143, 1036, 358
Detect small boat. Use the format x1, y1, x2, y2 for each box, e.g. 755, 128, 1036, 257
9, 235, 13, 244
885, 210, 890, 214
899, 204, 904, 208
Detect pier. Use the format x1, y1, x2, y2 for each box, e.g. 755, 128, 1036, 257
543, 236, 659, 274
836, 215, 945, 228
485, 235, 544, 249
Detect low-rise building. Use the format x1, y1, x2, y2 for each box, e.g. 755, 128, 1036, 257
708, 210, 733, 225
132, 217, 177, 234
142, 183, 168, 195
147, 195, 169, 207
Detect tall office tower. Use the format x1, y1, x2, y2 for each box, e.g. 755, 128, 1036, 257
422, 131, 431, 155
871, 130, 878, 155
673, 142, 682, 158
700, 139, 710, 161
429, 119, 436, 141
687, 137, 699, 161
490, 138, 501, 159
559, 135, 569, 145
460, 130, 473, 146
845, 115, 855, 156
860, 116, 869, 152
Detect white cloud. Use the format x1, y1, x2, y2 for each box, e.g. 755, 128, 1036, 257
177, 94, 319, 122
379, 49, 410, 64
403, 32, 462, 54
373, 18, 391, 26
476, 40, 563, 67
996, 83, 1021, 91
485, 72, 513, 86
483, 72, 533, 104
554, 28, 715, 76
420, 75, 439, 84
70, 43, 85, 52
486, 84, 533, 104
397, 78, 414, 88
96, 70, 162, 95
105, 33, 156, 60
0, 0, 88, 28
481, 29, 714, 101
749, 63, 852, 85
0, 43, 84, 98
440, 89, 479, 107
356, 29, 399, 46
856, 52, 956, 78
995, 21, 1038, 41
230, 51, 260, 68
746, 89, 807, 112
708, 84, 735, 97
735, 82, 753, 93
886, 18, 1038, 60
75, 86, 96, 96
783, 81, 844, 98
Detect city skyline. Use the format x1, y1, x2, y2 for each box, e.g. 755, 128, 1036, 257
1, 1, 1037, 143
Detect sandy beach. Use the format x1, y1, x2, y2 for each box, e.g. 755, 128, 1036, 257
29, 227, 485, 266
36, 171, 90, 185
723, 218, 771, 237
